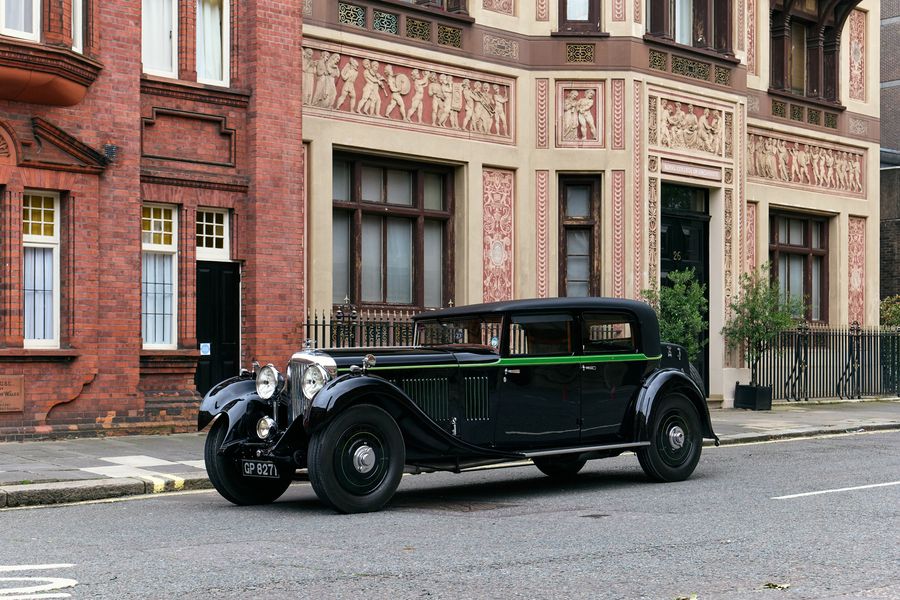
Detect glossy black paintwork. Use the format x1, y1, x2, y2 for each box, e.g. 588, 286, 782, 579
198, 298, 718, 472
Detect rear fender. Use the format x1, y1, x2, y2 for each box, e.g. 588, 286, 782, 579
634, 369, 718, 444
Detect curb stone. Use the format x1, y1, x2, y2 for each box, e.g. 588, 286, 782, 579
2, 478, 145, 508
709, 423, 900, 447
0, 489, 5, 508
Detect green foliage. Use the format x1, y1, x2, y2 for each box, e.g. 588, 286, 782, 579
880, 295, 900, 327
721, 264, 802, 385
641, 268, 708, 363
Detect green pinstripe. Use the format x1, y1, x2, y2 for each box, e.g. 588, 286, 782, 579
336, 353, 659, 373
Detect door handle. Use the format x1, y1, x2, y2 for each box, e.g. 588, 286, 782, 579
582, 365, 597, 371
504, 368, 520, 374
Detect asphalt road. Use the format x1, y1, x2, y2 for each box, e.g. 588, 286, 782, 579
1, 431, 898, 600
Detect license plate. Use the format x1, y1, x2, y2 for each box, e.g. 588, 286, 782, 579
241, 460, 279, 478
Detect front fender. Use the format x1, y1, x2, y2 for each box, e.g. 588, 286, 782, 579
198, 375, 257, 431
306, 373, 417, 432
634, 369, 718, 444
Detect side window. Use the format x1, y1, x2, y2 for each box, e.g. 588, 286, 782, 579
509, 314, 574, 357
582, 313, 637, 354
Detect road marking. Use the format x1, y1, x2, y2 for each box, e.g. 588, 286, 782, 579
99, 455, 178, 468
0, 564, 77, 599
772, 480, 900, 500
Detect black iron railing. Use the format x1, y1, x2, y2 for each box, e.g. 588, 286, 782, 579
757, 323, 900, 401
304, 306, 417, 349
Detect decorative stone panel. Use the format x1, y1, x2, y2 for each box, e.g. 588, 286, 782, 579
483, 0, 515, 15
556, 81, 605, 148
566, 44, 595, 63
483, 34, 520, 59
848, 217, 866, 325
747, 129, 865, 197
849, 10, 866, 102
482, 168, 515, 303
303, 41, 516, 145
612, 171, 626, 298
536, 78, 550, 149
612, 79, 626, 150
535, 170, 550, 298
632, 81, 644, 299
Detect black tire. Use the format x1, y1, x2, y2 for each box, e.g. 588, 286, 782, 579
533, 455, 587, 480
637, 392, 702, 482
204, 417, 292, 505
307, 404, 405, 514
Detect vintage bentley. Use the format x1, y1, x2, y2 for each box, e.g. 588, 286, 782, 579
199, 297, 718, 513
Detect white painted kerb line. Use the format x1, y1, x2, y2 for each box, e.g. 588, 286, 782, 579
772, 480, 900, 500
0, 563, 77, 598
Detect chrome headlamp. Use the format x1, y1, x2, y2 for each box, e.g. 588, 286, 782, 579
256, 364, 280, 400
301, 363, 328, 400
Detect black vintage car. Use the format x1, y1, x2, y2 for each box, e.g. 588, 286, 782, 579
199, 297, 718, 513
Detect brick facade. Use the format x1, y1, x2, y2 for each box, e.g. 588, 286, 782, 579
0, 1, 304, 440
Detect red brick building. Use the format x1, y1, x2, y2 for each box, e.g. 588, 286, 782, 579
0, 0, 304, 439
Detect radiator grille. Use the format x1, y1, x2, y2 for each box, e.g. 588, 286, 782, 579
401, 378, 450, 421
464, 376, 490, 421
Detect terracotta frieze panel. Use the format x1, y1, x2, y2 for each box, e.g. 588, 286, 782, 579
747, 129, 865, 197
848, 217, 866, 325
482, 168, 515, 303
536, 170, 550, 298
648, 95, 658, 145
747, 0, 756, 75
612, 0, 626, 21
738, 0, 745, 52
483, 0, 515, 15
634, 0, 642, 24
724, 189, 734, 310
653, 97, 729, 159
612, 170, 626, 298
612, 79, 626, 150
536, 0, 549, 21
632, 82, 644, 299
303, 40, 516, 145
745, 201, 757, 272
849, 10, 866, 102
648, 177, 659, 286
536, 78, 550, 149
556, 81, 605, 148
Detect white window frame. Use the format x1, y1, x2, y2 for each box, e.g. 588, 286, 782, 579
23, 191, 60, 349
1, 0, 41, 41
195, 208, 230, 261
141, 0, 179, 79
196, 0, 230, 87
72, 0, 83, 52
141, 203, 179, 350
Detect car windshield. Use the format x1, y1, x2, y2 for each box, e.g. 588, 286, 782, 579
414, 316, 503, 353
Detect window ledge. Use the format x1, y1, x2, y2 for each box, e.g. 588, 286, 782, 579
362, 0, 474, 23
767, 88, 846, 113
140, 76, 252, 108
0, 348, 80, 363
550, 30, 610, 38
643, 34, 739, 65
0, 36, 102, 106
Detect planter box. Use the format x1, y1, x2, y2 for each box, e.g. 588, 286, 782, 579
733, 384, 772, 411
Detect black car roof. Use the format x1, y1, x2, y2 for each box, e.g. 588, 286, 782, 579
413, 297, 661, 356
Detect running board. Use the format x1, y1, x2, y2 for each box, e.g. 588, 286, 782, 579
523, 442, 649, 458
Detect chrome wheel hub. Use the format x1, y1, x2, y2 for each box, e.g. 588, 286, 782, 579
352, 445, 376, 474
668, 425, 685, 450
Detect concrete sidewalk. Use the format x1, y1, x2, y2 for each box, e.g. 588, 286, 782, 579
1, 399, 899, 508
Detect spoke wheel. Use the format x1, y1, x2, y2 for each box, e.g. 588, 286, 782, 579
308, 404, 405, 514
204, 417, 292, 505
637, 392, 702, 482
533, 455, 587, 480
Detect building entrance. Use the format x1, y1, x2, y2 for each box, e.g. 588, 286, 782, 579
660, 184, 710, 393
195, 261, 241, 395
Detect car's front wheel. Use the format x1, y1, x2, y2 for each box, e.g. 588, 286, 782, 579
533, 455, 587, 480
637, 392, 702, 482
307, 404, 405, 514
204, 417, 293, 505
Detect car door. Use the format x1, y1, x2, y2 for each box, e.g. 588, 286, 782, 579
493, 313, 580, 449
578, 312, 646, 443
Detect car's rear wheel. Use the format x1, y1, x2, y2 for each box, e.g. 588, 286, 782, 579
204, 417, 293, 505
637, 392, 702, 482
307, 404, 405, 514
533, 455, 587, 480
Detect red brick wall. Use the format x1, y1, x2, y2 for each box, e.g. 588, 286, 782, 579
0, 0, 305, 439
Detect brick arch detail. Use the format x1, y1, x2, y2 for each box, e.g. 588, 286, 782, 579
0, 120, 20, 167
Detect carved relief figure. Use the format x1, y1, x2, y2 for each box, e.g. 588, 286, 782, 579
562, 90, 579, 141
312, 51, 339, 108
575, 90, 598, 140
383, 64, 410, 121
492, 84, 509, 136
698, 108, 721, 154
437, 74, 454, 127
449, 80, 464, 130
302, 48, 316, 104
461, 79, 476, 131
659, 100, 726, 155
357, 59, 386, 116
335, 57, 359, 112
407, 69, 429, 124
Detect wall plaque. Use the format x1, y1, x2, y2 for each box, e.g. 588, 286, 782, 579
0, 375, 24, 413
660, 159, 722, 181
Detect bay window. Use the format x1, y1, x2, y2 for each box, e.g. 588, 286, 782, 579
332, 156, 453, 310
1, 0, 40, 40
23, 192, 60, 348
142, 0, 178, 78
142, 204, 178, 348
197, 0, 229, 85
647, 0, 732, 54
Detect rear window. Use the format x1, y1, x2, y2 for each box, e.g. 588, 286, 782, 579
581, 313, 637, 354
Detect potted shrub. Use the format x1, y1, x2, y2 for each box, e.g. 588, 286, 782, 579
721, 264, 802, 410
641, 267, 708, 365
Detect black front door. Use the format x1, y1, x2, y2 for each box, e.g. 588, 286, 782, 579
195, 261, 241, 395
660, 184, 710, 391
